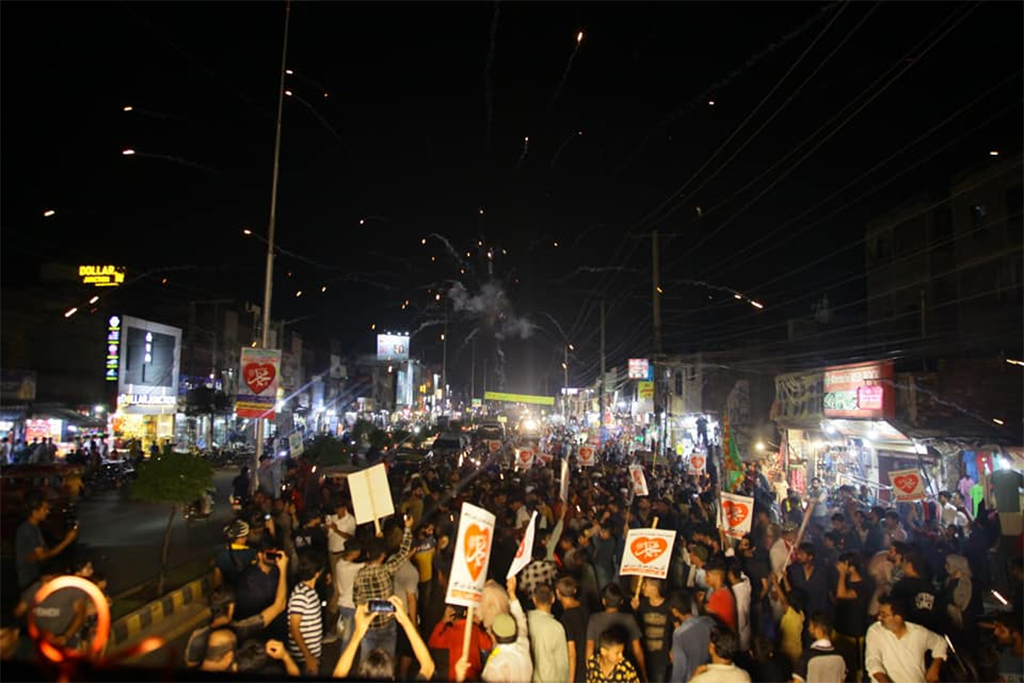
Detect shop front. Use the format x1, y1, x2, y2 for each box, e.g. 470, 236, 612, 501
112, 393, 177, 449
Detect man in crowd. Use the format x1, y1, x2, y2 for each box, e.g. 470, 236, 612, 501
526, 583, 569, 683
586, 583, 646, 682
556, 576, 590, 683
16, 496, 78, 590
865, 595, 947, 683
352, 513, 415, 658
690, 627, 752, 683
669, 590, 714, 683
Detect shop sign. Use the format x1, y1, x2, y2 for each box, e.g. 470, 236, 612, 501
772, 371, 823, 422
105, 316, 122, 382
824, 361, 894, 419
484, 391, 555, 406
237, 348, 281, 419
637, 381, 654, 400
79, 264, 126, 287
118, 393, 176, 407
26, 418, 62, 443
471, 398, 482, 407
628, 358, 650, 379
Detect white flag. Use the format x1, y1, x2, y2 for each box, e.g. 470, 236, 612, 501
507, 511, 538, 579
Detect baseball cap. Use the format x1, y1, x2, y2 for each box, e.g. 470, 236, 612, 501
491, 613, 517, 639
224, 519, 250, 540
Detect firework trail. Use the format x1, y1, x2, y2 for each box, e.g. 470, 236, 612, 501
610, 2, 840, 180
515, 136, 530, 169
131, 151, 220, 175
287, 92, 351, 155
426, 233, 470, 269
411, 318, 445, 336
550, 30, 585, 107
550, 129, 584, 171
457, 326, 482, 354
484, 1, 501, 157
538, 311, 571, 342
495, 344, 507, 390
555, 265, 643, 284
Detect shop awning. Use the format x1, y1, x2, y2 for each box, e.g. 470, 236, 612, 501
828, 418, 918, 454
31, 407, 105, 429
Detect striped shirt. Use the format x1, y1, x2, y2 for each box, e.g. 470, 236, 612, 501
287, 582, 323, 662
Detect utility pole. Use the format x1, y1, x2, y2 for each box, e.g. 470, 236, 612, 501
254, 1, 291, 492
470, 337, 476, 404
599, 299, 606, 431
563, 345, 569, 418
441, 305, 448, 414
652, 230, 663, 459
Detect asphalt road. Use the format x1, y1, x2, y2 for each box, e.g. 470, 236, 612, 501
74, 467, 238, 597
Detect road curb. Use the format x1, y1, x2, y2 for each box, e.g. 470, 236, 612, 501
109, 572, 214, 649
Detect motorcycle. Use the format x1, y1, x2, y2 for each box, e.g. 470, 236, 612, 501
183, 488, 216, 521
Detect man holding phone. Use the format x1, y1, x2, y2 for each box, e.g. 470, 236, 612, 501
353, 513, 416, 658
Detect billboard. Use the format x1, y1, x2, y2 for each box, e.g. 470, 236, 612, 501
116, 316, 182, 415
823, 361, 895, 419
628, 358, 650, 379
376, 334, 410, 362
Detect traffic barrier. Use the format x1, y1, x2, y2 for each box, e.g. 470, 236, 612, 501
109, 572, 214, 649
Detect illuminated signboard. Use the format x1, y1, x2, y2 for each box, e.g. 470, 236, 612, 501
628, 358, 650, 379
483, 391, 555, 406
105, 315, 121, 382
823, 360, 894, 419
376, 333, 410, 362
79, 265, 126, 287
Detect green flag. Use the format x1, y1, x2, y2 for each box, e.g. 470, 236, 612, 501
722, 413, 744, 492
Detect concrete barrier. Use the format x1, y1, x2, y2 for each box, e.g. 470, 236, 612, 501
109, 573, 214, 649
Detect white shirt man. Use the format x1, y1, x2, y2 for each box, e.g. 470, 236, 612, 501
325, 504, 356, 556
483, 591, 534, 683
865, 601, 947, 683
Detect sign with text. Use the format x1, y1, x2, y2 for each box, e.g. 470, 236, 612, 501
376, 333, 410, 362
637, 381, 654, 400
578, 446, 595, 467
628, 358, 650, 379
718, 492, 755, 539
689, 453, 707, 475
619, 528, 677, 579
629, 464, 649, 496
888, 468, 926, 502
823, 360, 894, 419
446, 502, 496, 608
79, 264, 126, 287
348, 463, 395, 525
289, 432, 304, 457
507, 511, 538, 579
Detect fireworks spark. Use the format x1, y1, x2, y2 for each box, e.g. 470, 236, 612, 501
550, 29, 585, 107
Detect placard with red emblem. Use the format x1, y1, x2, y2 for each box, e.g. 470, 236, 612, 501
619, 528, 677, 579
578, 446, 596, 467
888, 468, 926, 502
237, 348, 281, 419
717, 491, 754, 539
446, 502, 496, 607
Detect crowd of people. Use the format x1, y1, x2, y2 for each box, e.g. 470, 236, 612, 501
5, 425, 1022, 682
186, 427, 1022, 682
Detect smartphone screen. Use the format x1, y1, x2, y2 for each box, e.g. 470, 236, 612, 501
368, 599, 396, 614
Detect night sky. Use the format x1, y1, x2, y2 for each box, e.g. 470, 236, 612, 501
2, 1, 1021, 395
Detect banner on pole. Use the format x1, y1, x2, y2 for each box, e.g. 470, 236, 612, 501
446, 502, 496, 607
507, 511, 538, 579
578, 446, 595, 467
619, 528, 677, 579
236, 348, 281, 419
289, 432, 304, 457
717, 491, 755, 539
629, 464, 649, 496
888, 468, 926, 501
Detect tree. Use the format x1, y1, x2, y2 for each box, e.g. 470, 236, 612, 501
132, 452, 214, 595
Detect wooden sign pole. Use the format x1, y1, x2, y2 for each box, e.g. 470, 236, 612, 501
633, 516, 660, 601
457, 604, 476, 668
368, 477, 382, 538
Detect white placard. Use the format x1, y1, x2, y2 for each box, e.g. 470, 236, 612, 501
688, 453, 707, 475
446, 502, 497, 608
289, 432, 304, 457
629, 464, 649, 497
619, 528, 677, 579
888, 468, 926, 502
559, 459, 570, 503
507, 511, 538, 579
578, 446, 595, 467
717, 491, 755, 539
348, 464, 395, 525
516, 448, 534, 470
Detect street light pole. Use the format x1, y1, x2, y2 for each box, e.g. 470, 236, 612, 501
254, 0, 291, 491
